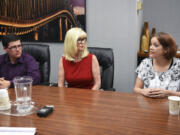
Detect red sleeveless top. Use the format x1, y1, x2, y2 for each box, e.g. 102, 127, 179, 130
62, 53, 94, 89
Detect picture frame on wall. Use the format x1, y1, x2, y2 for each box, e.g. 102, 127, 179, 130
0, 0, 86, 42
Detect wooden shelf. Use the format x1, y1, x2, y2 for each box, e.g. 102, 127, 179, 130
137, 51, 149, 57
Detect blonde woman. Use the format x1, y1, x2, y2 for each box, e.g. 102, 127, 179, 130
134, 32, 180, 98
58, 27, 101, 90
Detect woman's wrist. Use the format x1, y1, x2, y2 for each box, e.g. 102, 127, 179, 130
134, 87, 144, 95
167, 90, 180, 96
137, 88, 144, 94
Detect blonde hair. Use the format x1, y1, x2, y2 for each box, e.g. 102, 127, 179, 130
63, 27, 89, 61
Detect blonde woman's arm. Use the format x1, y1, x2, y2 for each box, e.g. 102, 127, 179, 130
91, 55, 101, 90
58, 58, 65, 87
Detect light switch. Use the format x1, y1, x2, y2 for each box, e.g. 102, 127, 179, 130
137, 1, 142, 10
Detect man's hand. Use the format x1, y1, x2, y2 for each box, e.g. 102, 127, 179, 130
0, 78, 11, 89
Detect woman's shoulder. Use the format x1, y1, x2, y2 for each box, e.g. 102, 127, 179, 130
88, 53, 93, 57
85, 53, 94, 60
136, 58, 153, 72
173, 57, 180, 63
172, 57, 180, 67
136, 58, 153, 77
140, 58, 152, 66
61, 56, 65, 61
61, 56, 68, 64
89, 53, 98, 62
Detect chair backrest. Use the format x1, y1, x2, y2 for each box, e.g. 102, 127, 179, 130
22, 44, 50, 85
88, 47, 114, 91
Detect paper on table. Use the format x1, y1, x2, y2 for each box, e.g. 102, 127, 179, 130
0, 132, 34, 135
0, 127, 36, 135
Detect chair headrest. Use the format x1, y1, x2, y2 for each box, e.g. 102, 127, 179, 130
22, 44, 50, 63
88, 47, 114, 69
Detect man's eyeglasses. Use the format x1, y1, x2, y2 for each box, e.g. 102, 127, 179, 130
8, 45, 22, 51
77, 37, 87, 44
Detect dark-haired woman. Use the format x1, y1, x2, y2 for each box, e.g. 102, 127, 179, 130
134, 32, 180, 98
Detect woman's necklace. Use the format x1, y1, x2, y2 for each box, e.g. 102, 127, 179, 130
74, 57, 82, 62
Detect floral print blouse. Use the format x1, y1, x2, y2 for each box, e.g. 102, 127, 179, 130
136, 58, 180, 91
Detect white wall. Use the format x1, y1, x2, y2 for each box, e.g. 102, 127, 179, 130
46, 43, 63, 83
0, 0, 143, 92
86, 0, 142, 92
143, 0, 180, 48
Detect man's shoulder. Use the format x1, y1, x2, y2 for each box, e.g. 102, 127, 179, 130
21, 53, 36, 62
0, 53, 7, 64
0, 53, 5, 58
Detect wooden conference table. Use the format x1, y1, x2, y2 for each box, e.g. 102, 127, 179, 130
0, 85, 180, 135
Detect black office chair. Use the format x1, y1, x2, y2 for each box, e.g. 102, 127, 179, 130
22, 44, 50, 85
88, 47, 115, 91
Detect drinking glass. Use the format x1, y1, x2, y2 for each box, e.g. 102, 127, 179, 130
13, 76, 33, 113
